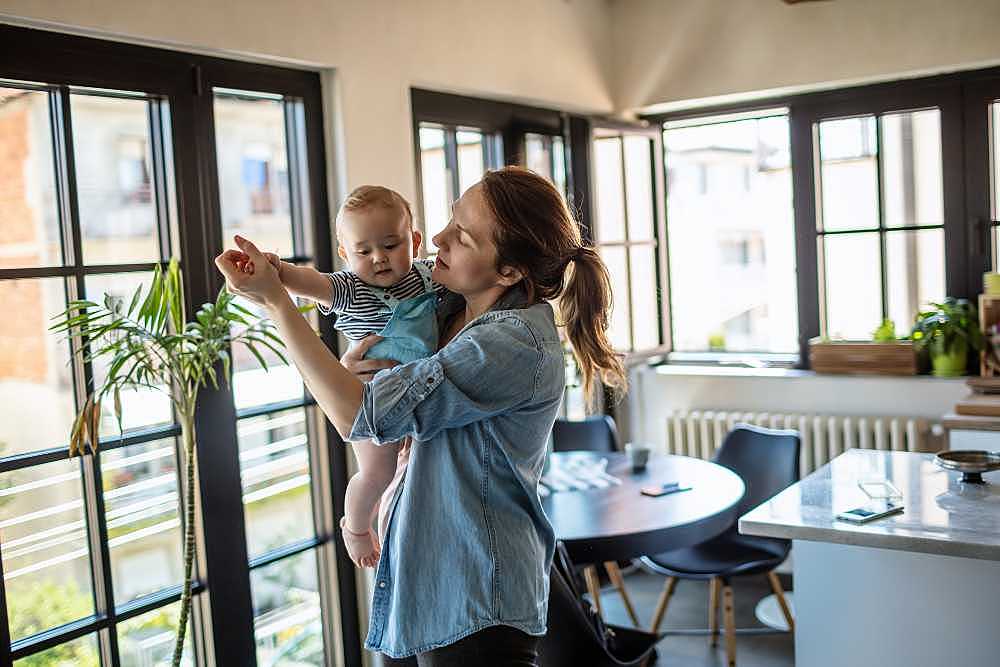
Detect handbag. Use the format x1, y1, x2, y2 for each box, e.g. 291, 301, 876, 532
537, 541, 661, 667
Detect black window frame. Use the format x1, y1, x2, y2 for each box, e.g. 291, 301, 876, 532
0, 24, 360, 667
644, 67, 1000, 368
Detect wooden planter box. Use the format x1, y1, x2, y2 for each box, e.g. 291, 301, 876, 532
809, 338, 917, 376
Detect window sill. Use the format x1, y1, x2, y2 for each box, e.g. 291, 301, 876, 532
649, 363, 969, 383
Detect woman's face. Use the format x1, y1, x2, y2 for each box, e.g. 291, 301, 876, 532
431, 183, 511, 294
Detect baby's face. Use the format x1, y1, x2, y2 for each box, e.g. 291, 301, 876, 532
338, 208, 421, 287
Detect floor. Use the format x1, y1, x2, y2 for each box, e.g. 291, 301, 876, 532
595, 567, 795, 667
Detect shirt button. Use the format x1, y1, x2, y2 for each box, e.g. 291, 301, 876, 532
379, 581, 386, 588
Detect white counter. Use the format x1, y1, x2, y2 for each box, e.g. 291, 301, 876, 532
740, 449, 1000, 667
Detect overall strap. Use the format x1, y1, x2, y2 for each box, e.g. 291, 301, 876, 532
413, 260, 435, 293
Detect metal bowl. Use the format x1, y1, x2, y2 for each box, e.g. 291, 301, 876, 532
934, 450, 1000, 484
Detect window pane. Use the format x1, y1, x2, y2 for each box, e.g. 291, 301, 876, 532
418, 126, 450, 252
665, 115, 799, 353
886, 228, 945, 331
214, 93, 294, 258
14, 633, 99, 666
0, 277, 76, 456
103, 438, 183, 606
231, 295, 304, 410
629, 245, 660, 350
118, 601, 194, 666
881, 109, 943, 228
818, 116, 879, 232
0, 86, 63, 268
85, 272, 173, 436
240, 408, 315, 559
593, 138, 625, 243
599, 246, 630, 351
525, 133, 552, 180
2, 459, 95, 642
552, 135, 567, 197
456, 130, 484, 198
251, 550, 324, 667
71, 94, 160, 264
822, 233, 882, 339
624, 136, 654, 241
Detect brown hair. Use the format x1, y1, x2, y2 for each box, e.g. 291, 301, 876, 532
479, 166, 626, 405
337, 185, 414, 228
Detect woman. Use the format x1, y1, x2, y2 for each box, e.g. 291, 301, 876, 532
215, 167, 625, 666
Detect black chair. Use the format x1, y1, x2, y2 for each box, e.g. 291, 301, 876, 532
640, 423, 800, 667
550, 416, 639, 626
552, 415, 619, 453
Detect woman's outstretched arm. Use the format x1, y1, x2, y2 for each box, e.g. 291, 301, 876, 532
216, 235, 365, 437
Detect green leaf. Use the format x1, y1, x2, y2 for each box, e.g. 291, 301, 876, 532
242, 340, 270, 372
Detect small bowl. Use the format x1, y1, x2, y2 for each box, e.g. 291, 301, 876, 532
934, 450, 1000, 484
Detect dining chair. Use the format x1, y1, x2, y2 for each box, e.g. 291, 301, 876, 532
550, 415, 640, 626
640, 423, 800, 667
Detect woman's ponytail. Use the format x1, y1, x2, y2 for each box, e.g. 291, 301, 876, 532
559, 246, 626, 405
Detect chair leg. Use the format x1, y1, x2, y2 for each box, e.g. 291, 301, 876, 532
649, 576, 677, 633
767, 571, 795, 632
583, 565, 603, 618
722, 582, 736, 667
604, 561, 640, 626
708, 577, 721, 647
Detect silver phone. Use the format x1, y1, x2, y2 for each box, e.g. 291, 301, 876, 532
835, 501, 904, 524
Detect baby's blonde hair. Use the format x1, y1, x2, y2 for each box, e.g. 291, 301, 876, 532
336, 185, 414, 229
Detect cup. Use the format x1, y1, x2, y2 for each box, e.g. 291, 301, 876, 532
625, 442, 652, 473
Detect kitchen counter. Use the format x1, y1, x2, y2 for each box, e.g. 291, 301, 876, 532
740, 448, 1000, 561
739, 448, 1000, 667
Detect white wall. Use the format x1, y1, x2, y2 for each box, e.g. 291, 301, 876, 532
611, 0, 1000, 114
0, 0, 614, 206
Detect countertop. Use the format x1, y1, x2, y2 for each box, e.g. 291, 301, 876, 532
739, 448, 1000, 561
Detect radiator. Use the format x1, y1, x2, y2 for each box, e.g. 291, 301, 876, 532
664, 410, 941, 478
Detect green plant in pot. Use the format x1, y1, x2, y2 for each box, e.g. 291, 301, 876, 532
911, 298, 984, 377
50, 258, 297, 667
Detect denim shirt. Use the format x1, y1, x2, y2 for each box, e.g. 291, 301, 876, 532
348, 286, 564, 658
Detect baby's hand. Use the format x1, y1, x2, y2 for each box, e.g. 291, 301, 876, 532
340, 517, 381, 569
236, 251, 283, 279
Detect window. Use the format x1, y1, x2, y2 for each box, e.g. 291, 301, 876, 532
525, 132, 567, 197
416, 123, 501, 252
815, 110, 945, 340
663, 111, 798, 355
0, 25, 352, 667
592, 131, 664, 355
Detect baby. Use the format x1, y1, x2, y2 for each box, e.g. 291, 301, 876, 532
241, 185, 440, 568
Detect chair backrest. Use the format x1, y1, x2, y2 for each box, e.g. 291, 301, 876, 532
713, 423, 801, 519
551, 415, 619, 453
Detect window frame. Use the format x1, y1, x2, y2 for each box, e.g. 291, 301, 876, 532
0, 24, 357, 667
643, 69, 994, 368
589, 122, 671, 362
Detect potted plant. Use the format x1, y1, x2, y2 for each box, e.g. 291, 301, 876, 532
911, 298, 985, 377
50, 258, 297, 667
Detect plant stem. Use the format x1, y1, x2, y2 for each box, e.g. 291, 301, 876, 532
172, 408, 197, 667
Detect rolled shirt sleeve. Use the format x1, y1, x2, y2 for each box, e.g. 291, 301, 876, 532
348, 314, 543, 444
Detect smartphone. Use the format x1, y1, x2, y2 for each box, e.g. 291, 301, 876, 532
640, 482, 691, 497
835, 501, 904, 524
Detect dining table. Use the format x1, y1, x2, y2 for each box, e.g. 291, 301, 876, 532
541, 450, 745, 625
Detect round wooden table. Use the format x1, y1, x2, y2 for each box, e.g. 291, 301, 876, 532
542, 451, 745, 564
541, 450, 745, 626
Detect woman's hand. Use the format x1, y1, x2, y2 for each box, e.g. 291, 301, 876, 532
341, 335, 400, 382
214, 235, 289, 308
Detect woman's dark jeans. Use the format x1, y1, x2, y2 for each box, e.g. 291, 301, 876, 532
378, 625, 540, 667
